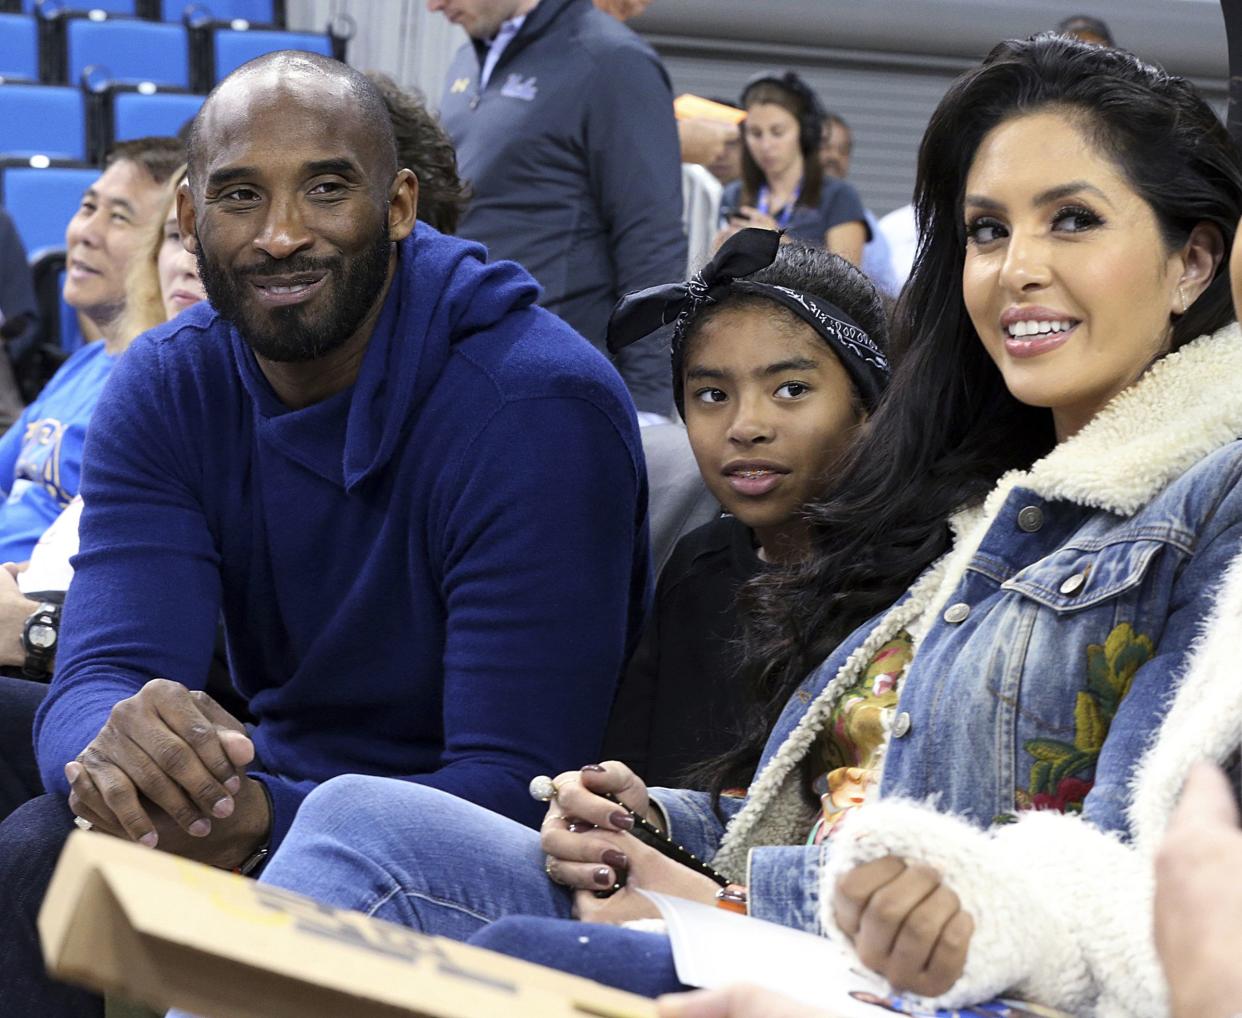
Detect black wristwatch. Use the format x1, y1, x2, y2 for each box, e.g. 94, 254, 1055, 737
21, 600, 61, 680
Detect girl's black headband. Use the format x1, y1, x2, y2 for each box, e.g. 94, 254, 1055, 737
606, 228, 890, 417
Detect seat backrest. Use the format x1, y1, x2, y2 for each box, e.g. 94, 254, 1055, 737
0, 164, 98, 256
211, 27, 330, 85
0, 85, 86, 160
112, 90, 204, 144
23, 0, 137, 12
67, 18, 190, 88
162, 0, 275, 22
0, 13, 38, 82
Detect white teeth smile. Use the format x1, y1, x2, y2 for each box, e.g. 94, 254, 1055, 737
735, 469, 774, 478
265, 283, 313, 295
1006, 319, 1075, 338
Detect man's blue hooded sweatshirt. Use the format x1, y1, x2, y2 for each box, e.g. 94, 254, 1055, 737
35, 226, 650, 849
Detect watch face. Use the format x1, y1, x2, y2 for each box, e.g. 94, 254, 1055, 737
28, 624, 57, 650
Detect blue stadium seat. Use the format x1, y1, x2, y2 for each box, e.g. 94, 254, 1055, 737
111, 88, 202, 143
0, 84, 87, 160
67, 17, 190, 88
211, 26, 331, 84
0, 13, 38, 82
27, 249, 82, 367
0, 162, 97, 257
23, 0, 137, 13
163, 0, 279, 23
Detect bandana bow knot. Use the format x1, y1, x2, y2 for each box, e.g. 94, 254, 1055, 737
606, 229, 890, 417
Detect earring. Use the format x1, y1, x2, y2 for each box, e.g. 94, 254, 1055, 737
1178, 283, 1189, 315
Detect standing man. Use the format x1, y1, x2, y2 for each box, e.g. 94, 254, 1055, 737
0, 51, 649, 1015
431, 0, 687, 421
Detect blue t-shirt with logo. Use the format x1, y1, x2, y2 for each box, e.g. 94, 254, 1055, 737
0, 340, 116, 562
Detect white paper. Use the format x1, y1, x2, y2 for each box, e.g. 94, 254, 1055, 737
639, 889, 887, 1015
639, 890, 1073, 1018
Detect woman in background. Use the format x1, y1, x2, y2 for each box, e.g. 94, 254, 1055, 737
716, 72, 868, 266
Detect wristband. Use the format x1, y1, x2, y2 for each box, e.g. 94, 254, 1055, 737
234, 843, 269, 876
232, 775, 273, 877
715, 883, 748, 914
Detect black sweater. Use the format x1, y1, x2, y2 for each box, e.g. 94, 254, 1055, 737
604, 516, 764, 789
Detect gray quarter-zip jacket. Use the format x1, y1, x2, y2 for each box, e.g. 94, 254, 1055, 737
439, 0, 687, 414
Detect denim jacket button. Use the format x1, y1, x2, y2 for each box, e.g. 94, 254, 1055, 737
943, 602, 971, 624
892, 711, 912, 738
1060, 572, 1088, 596
1017, 505, 1043, 532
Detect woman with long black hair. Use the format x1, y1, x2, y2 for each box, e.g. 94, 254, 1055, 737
216, 35, 1242, 1018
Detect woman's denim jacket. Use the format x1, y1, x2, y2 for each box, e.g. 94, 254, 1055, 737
650, 326, 1242, 933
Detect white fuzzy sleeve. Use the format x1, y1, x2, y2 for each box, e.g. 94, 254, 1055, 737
820, 801, 1168, 1017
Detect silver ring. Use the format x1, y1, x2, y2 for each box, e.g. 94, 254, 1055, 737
529, 775, 559, 802
73, 816, 93, 832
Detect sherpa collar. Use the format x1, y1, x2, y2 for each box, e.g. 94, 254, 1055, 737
1128, 543, 1242, 853
992, 322, 1242, 516
710, 324, 1242, 881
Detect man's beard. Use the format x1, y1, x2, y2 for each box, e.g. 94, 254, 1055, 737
196, 228, 392, 363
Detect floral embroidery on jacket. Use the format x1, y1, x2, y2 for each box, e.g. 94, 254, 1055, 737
1013, 622, 1154, 814
808, 631, 914, 841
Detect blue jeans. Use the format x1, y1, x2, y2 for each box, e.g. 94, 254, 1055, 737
468, 918, 689, 996
249, 775, 688, 998
0, 793, 104, 1018
0, 673, 48, 820
259, 774, 574, 935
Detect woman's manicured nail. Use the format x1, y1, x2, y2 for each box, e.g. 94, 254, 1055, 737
602, 849, 629, 871
581, 764, 607, 773
609, 811, 635, 831
593, 866, 613, 887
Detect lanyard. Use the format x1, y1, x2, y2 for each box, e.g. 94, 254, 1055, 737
756, 180, 802, 229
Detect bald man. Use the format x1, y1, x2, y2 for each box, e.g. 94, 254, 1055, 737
0, 52, 649, 1015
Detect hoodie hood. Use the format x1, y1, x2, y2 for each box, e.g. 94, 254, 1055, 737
234, 223, 541, 491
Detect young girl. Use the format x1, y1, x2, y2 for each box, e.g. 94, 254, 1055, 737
716, 72, 869, 266
231, 33, 1242, 1016
604, 232, 890, 789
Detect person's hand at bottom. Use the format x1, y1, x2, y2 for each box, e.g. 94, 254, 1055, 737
833, 856, 973, 997
1155, 761, 1242, 1018
657, 985, 837, 1018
